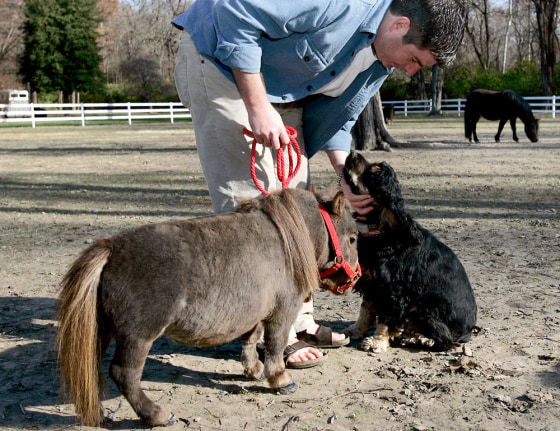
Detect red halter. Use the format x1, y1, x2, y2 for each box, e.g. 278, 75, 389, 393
318, 204, 362, 294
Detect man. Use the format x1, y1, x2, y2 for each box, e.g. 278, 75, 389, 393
172, 0, 465, 367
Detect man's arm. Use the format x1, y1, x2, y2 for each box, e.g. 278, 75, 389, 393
232, 69, 289, 150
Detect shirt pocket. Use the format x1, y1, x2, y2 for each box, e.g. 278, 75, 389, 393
296, 38, 328, 73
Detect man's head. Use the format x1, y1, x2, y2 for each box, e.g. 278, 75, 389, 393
389, 0, 466, 68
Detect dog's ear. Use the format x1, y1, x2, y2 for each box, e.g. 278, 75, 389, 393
332, 190, 346, 217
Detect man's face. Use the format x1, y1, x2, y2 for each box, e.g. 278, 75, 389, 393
373, 14, 437, 76
376, 42, 436, 76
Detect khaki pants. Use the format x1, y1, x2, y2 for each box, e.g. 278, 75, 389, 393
175, 31, 314, 338
174, 31, 310, 214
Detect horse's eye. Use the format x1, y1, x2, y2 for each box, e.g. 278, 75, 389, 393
349, 235, 357, 245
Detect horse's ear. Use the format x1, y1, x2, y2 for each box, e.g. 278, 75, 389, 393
332, 191, 346, 217
309, 183, 317, 195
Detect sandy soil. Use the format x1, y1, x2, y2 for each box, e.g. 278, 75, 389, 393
0, 117, 559, 430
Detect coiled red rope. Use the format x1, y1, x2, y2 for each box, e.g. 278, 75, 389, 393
243, 126, 301, 195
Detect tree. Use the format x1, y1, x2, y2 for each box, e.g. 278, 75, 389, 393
0, 0, 25, 88
464, 0, 493, 72
120, 56, 171, 102
415, 69, 427, 100
20, 0, 102, 99
110, 0, 191, 87
429, 65, 443, 116
501, 0, 513, 73
532, 0, 559, 96
353, 92, 399, 152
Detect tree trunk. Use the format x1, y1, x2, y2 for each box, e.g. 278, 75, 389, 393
501, 0, 513, 73
428, 64, 443, 116
415, 69, 427, 100
533, 0, 558, 96
352, 92, 400, 151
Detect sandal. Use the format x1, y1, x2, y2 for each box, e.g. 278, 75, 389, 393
296, 325, 350, 348
284, 340, 328, 369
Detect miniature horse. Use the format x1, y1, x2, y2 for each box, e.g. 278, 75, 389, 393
464, 89, 539, 143
56, 187, 359, 427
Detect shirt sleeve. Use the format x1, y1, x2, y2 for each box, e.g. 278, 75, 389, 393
316, 120, 356, 153
212, 0, 335, 73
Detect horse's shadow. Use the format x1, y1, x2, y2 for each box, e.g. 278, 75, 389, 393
0, 296, 273, 429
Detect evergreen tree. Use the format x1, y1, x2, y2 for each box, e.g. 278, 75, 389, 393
20, 0, 102, 99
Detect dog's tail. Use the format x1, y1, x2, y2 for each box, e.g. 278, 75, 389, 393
56, 239, 112, 426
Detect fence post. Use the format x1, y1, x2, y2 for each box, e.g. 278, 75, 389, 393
457, 99, 461, 117
80, 103, 85, 127
127, 102, 132, 125
30, 103, 35, 128
404, 100, 408, 117
553, 95, 556, 119
170, 102, 174, 124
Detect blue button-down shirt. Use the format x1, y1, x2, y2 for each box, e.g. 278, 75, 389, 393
172, 0, 393, 157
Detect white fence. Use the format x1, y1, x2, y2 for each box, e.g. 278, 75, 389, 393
0, 102, 191, 127
383, 95, 559, 118
1, 96, 559, 127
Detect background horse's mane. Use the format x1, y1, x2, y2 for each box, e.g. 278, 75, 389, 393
238, 189, 319, 297
503, 89, 535, 121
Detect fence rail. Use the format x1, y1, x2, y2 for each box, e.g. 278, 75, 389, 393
383, 95, 559, 118
1, 96, 559, 127
0, 102, 191, 127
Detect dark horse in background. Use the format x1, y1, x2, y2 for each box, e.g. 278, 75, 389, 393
464, 89, 539, 143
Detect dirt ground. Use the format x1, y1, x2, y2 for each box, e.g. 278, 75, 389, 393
1, 117, 559, 431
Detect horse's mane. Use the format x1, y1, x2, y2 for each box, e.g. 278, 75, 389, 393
238, 189, 319, 297
504, 90, 535, 121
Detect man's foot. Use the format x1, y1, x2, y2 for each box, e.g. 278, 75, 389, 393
284, 339, 327, 369
296, 324, 350, 348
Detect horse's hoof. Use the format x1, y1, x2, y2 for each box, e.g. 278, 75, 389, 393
249, 371, 265, 381
165, 413, 177, 427
276, 381, 299, 395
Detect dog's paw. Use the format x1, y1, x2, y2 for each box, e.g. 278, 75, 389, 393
361, 335, 389, 353
399, 334, 435, 348
345, 323, 368, 339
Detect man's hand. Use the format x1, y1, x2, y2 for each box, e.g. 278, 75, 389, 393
233, 69, 289, 150
326, 150, 373, 217
340, 177, 374, 217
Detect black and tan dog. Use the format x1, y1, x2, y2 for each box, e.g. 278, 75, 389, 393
342, 151, 477, 353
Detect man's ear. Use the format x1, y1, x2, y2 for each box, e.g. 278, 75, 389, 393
390, 16, 411, 37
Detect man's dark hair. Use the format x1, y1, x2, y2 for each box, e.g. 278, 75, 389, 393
390, 0, 466, 67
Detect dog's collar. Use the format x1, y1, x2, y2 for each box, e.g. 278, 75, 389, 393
356, 221, 382, 237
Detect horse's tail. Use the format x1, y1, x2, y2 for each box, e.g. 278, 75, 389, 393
56, 239, 113, 426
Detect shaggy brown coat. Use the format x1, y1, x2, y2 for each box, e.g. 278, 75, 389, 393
56, 187, 358, 427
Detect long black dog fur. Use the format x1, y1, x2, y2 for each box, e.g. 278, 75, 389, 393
343, 151, 477, 352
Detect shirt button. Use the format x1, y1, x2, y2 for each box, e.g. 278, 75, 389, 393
306, 85, 313, 91
368, 33, 374, 39
282, 95, 288, 100
304, 56, 310, 61
330, 71, 336, 76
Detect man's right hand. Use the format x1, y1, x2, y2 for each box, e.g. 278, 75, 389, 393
233, 69, 289, 150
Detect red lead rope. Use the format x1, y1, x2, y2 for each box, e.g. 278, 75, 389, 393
243, 126, 301, 195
